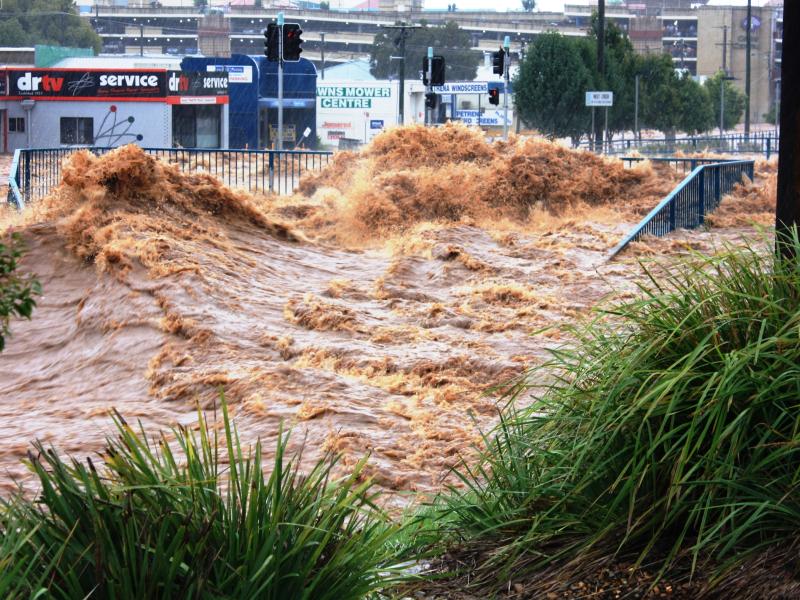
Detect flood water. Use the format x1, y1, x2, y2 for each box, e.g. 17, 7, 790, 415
0, 127, 774, 503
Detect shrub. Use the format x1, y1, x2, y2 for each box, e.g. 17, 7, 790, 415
1, 400, 411, 599
0, 233, 41, 352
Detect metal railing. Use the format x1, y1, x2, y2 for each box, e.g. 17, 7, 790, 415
7, 146, 333, 210
586, 133, 779, 159
609, 159, 755, 259
621, 156, 742, 175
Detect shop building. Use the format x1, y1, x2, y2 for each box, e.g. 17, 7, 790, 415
0, 67, 229, 152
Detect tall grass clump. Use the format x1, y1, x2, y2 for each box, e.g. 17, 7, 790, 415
435, 230, 800, 587
0, 400, 410, 599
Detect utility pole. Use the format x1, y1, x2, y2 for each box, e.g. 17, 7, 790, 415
776, 0, 798, 255
721, 25, 728, 73
382, 23, 420, 126
634, 74, 640, 142
503, 35, 510, 140
745, 0, 752, 138
320, 32, 325, 80
595, 0, 605, 152
277, 12, 284, 150
140, 23, 144, 56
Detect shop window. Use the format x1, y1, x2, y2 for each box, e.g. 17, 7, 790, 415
60, 117, 94, 145
172, 105, 221, 148
9, 118, 25, 133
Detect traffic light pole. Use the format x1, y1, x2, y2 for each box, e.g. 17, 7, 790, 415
426, 46, 433, 126
277, 13, 285, 151
503, 36, 510, 140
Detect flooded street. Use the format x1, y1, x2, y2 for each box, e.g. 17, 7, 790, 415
0, 127, 775, 502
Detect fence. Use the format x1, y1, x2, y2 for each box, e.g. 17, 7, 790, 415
609, 159, 755, 259
6, 146, 333, 210
585, 133, 778, 159
621, 156, 741, 175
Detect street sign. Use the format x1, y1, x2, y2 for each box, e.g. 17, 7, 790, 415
455, 110, 512, 127
432, 82, 489, 94
585, 91, 614, 107
370, 119, 384, 129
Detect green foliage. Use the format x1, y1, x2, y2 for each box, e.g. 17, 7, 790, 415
432, 231, 800, 588
520, 0, 535, 11
0, 233, 41, 353
515, 26, 714, 140
675, 72, 714, 134
705, 71, 746, 131
763, 103, 778, 125
370, 21, 481, 82
0, 0, 101, 53
513, 33, 592, 140
1, 399, 415, 599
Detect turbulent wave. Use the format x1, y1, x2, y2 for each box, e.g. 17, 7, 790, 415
0, 128, 770, 499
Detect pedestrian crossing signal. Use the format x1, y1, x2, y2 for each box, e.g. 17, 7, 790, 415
488, 88, 500, 105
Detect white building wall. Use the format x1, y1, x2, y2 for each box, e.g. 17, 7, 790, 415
4, 100, 171, 151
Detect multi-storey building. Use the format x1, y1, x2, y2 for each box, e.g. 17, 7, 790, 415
79, 0, 782, 124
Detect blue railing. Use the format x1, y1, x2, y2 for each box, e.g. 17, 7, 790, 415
6, 146, 333, 209
609, 159, 755, 259
585, 133, 778, 159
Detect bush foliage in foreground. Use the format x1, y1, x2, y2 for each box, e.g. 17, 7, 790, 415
434, 232, 800, 586
0, 402, 408, 599
0, 233, 41, 352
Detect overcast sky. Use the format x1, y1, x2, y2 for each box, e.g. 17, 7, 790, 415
422, 0, 773, 14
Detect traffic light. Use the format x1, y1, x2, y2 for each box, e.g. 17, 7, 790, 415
422, 55, 445, 86
492, 48, 505, 75
425, 92, 437, 109
264, 23, 280, 62
283, 23, 304, 61
488, 88, 500, 105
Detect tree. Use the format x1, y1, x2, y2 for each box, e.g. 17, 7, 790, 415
521, 0, 535, 11
513, 32, 592, 142
0, 234, 41, 352
704, 71, 746, 131
370, 21, 481, 81
676, 73, 714, 135
0, 0, 101, 53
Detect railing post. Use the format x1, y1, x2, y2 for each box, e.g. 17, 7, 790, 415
268, 151, 275, 193
766, 137, 771, 160
669, 195, 676, 231
697, 168, 706, 226
23, 151, 31, 206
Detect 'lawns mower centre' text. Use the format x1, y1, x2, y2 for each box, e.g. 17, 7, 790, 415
318, 86, 391, 108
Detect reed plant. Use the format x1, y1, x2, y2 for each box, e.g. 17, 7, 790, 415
433, 230, 800, 587
0, 401, 409, 599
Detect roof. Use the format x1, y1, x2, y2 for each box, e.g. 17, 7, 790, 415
52, 55, 184, 69
320, 58, 375, 81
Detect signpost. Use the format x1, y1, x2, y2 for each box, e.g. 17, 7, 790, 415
585, 91, 613, 153
502, 36, 510, 140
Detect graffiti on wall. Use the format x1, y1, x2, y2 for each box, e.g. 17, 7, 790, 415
94, 105, 145, 146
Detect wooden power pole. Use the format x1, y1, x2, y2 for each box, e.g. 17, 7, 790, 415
776, 1, 798, 257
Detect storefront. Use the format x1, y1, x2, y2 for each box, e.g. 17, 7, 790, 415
0, 67, 228, 152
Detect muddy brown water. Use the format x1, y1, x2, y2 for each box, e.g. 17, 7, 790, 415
0, 142, 773, 505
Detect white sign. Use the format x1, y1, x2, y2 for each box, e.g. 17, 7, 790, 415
206, 65, 253, 84
585, 91, 613, 107
432, 81, 489, 94
178, 96, 218, 105
455, 109, 512, 127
